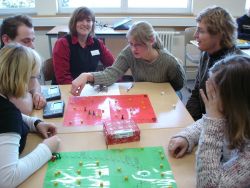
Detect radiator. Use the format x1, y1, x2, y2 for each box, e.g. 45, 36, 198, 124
157, 31, 175, 53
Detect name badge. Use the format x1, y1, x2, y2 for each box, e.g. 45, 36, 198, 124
91, 50, 100, 56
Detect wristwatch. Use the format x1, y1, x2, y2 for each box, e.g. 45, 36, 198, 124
34, 119, 43, 128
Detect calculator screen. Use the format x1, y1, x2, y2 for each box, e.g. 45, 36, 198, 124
48, 87, 58, 95
51, 102, 63, 110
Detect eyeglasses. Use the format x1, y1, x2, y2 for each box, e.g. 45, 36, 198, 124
195, 27, 209, 35
128, 42, 145, 49
30, 75, 42, 80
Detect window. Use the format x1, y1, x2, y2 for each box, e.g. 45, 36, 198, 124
0, 0, 35, 14
60, 0, 120, 8
59, 0, 191, 14
128, 0, 188, 8
246, 0, 250, 9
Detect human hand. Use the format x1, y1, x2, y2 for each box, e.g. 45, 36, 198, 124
43, 135, 61, 153
168, 137, 188, 158
32, 92, 46, 109
36, 121, 57, 138
200, 78, 223, 119
71, 73, 93, 96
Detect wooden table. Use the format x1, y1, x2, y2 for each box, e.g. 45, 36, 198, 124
108, 128, 196, 188
190, 40, 198, 47
19, 129, 195, 188
33, 83, 194, 133
19, 131, 107, 188
19, 82, 195, 188
46, 25, 127, 56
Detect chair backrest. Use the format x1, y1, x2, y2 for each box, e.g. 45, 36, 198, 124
57, 31, 68, 38
42, 58, 54, 82
184, 27, 196, 46
183, 26, 200, 76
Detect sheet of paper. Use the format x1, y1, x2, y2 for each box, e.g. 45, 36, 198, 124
80, 83, 120, 96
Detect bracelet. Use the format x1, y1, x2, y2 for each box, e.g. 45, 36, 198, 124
34, 119, 43, 128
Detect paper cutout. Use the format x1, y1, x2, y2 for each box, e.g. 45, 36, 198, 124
80, 84, 120, 96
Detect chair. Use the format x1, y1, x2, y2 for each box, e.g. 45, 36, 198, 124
57, 31, 68, 38
41, 32, 66, 84
184, 27, 200, 76
42, 58, 55, 84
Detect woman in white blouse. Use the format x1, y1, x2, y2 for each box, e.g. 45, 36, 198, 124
0, 43, 60, 188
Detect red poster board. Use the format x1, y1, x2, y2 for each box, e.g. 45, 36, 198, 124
63, 95, 157, 126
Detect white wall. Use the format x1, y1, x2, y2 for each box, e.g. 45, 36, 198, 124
34, 30, 52, 61
1, 0, 247, 79
30, 0, 247, 59
33, 0, 247, 17
192, 0, 246, 17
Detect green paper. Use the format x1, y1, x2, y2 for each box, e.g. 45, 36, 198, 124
44, 146, 177, 188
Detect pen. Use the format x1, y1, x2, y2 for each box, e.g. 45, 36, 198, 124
126, 82, 134, 92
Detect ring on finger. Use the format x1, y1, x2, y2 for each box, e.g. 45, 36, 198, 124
169, 143, 174, 149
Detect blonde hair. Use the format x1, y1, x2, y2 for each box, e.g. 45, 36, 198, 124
126, 21, 163, 49
0, 43, 41, 98
196, 6, 237, 49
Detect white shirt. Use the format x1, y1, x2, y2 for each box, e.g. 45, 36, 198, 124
0, 114, 52, 188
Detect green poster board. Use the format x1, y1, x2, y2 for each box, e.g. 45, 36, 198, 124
44, 146, 177, 188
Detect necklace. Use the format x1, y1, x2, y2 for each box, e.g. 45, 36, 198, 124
0, 93, 7, 99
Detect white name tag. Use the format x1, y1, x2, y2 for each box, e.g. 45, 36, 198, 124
91, 50, 100, 56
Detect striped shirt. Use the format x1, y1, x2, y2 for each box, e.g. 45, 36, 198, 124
174, 115, 250, 188
92, 45, 185, 91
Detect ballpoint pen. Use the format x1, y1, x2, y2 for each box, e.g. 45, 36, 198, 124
126, 82, 134, 92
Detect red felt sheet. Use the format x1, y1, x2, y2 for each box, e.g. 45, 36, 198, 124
63, 94, 157, 126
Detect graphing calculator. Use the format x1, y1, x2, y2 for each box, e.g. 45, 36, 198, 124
42, 86, 61, 101
43, 101, 64, 118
